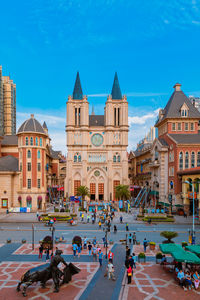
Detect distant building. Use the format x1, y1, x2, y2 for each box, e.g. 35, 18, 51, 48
189, 96, 200, 112
0, 66, 16, 136
65, 72, 129, 203
152, 83, 200, 217
0, 115, 65, 212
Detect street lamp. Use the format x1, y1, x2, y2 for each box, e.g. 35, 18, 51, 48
183, 181, 195, 244
49, 225, 55, 253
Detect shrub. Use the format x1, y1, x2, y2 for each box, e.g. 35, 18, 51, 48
149, 242, 156, 246
71, 214, 77, 217
138, 252, 146, 258
182, 241, 188, 247
156, 252, 163, 259
54, 208, 59, 212
65, 209, 70, 212
160, 231, 178, 243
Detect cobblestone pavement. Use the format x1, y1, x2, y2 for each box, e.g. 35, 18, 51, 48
120, 262, 200, 300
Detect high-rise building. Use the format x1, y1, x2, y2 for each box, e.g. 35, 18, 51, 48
0, 67, 3, 136
0, 66, 16, 136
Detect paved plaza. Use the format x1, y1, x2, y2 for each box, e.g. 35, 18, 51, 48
0, 241, 199, 299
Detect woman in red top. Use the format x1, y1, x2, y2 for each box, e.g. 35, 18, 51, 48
127, 265, 132, 284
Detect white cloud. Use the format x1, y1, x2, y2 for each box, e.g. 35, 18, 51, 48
128, 108, 160, 126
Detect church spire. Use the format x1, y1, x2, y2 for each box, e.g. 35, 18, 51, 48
111, 72, 122, 100
73, 72, 83, 100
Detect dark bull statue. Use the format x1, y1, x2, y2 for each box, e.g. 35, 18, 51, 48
17, 251, 80, 297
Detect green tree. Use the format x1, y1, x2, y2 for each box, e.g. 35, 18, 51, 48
115, 184, 130, 205
76, 185, 90, 209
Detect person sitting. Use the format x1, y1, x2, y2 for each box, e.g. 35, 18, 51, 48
177, 269, 187, 290
193, 271, 200, 290
160, 255, 167, 265
185, 271, 193, 290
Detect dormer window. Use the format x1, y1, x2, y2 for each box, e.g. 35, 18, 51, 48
180, 103, 189, 117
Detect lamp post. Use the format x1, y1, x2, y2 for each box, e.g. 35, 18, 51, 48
50, 225, 55, 253
32, 223, 35, 251
183, 181, 195, 244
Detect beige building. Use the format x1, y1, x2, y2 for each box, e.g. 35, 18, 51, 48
65, 72, 129, 202
0, 66, 16, 136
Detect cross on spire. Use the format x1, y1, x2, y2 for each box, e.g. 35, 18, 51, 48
111, 72, 122, 100
73, 72, 83, 100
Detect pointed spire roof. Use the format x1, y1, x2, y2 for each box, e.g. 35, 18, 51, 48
111, 72, 122, 100
43, 121, 48, 129
73, 72, 83, 100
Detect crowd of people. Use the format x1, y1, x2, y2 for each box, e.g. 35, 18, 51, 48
176, 264, 200, 291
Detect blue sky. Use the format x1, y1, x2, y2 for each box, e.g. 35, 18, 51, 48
1, 0, 200, 154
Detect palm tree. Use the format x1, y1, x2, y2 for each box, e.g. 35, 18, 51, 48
76, 185, 90, 209
115, 184, 130, 206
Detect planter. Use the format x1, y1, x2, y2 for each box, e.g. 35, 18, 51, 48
138, 252, 146, 263
149, 244, 156, 250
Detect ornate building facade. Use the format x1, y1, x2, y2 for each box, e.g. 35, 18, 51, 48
65, 72, 129, 202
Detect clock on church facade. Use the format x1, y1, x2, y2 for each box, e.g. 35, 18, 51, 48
91, 133, 103, 147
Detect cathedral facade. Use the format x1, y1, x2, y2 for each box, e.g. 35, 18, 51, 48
65, 72, 129, 203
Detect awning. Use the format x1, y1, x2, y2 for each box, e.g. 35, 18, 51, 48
158, 201, 170, 207
185, 245, 200, 256
171, 250, 200, 264
150, 191, 159, 196
159, 244, 182, 254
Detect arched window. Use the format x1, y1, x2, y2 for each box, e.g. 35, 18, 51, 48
78, 155, 81, 162
179, 152, 183, 170
197, 152, 200, 167
185, 152, 189, 169
113, 155, 116, 163
36, 137, 38, 146
26, 137, 29, 146
117, 155, 121, 162
37, 150, 40, 159
40, 138, 42, 147
191, 152, 195, 168
74, 155, 77, 162
30, 137, 33, 146
27, 150, 31, 158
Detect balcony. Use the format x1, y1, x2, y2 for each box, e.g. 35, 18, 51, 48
149, 159, 160, 168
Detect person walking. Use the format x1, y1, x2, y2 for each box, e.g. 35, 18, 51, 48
81, 213, 84, 222
92, 245, 97, 261
114, 225, 117, 233
107, 261, 115, 280
98, 249, 103, 267
126, 223, 129, 231
127, 264, 133, 284
132, 253, 137, 269
120, 215, 123, 223
98, 220, 102, 229
128, 233, 132, 244
87, 215, 90, 223
38, 244, 43, 259
126, 246, 130, 258
83, 236, 87, 250
72, 242, 78, 257
102, 236, 107, 248
108, 250, 114, 263
132, 232, 136, 245
77, 244, 82, 258
88, 242, 92, 256
45, 247, 50, 261
143, 238, 148, 252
